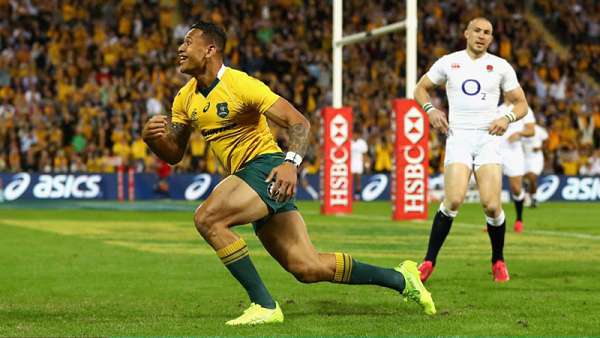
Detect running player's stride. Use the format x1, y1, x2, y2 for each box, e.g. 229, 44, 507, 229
142, 22, 435, 326
497, 102, 536, 233
413, 17, 529, 283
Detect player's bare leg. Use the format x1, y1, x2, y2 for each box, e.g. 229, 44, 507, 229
475, 164, 510, 282
193, 175, 283, 325
508, 175, 525, 232
525, 172, 539, 207
257, 211, 436, 315
419, 163, 471, 282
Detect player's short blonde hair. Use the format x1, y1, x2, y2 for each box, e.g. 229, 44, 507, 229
466, 17, 494, 32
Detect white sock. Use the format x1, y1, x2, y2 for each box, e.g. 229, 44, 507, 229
439, 202, 458, 218
486, 210, 506, 226
512, 191, 525, 201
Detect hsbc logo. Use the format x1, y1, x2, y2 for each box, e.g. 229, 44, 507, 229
330, 114, 349, 146
321, 109, 352, 213
404, 107, 424, 144
392, 101, 428, 219
328, 113, 350, 207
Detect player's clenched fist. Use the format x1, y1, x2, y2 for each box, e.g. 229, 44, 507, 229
142, 115, 169, 141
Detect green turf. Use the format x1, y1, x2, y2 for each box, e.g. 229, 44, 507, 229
1, 201, 599, 336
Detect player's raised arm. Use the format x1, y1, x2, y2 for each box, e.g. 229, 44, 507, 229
142, 114, 192, 165
263, 97, 310, 202
414, 74, 449, 135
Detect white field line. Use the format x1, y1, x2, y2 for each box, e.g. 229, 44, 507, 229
302, 211, 600, 241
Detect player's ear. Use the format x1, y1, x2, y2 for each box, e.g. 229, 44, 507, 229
206, 44, 217, 58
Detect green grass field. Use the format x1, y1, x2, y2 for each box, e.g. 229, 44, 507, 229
1, 200, 599, 337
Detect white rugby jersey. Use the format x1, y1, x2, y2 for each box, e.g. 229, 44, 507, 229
351, 138, 368, 167
522, 125, 548, 154
496, 103, 536, 149
426, 50, 520, 130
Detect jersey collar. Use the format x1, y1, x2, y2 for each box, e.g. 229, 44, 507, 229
464, 49, 488, 62
197, 64, 226, 97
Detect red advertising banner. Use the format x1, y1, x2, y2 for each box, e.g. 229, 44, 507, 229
320, 107, 353, 215
391, 99, 429, 220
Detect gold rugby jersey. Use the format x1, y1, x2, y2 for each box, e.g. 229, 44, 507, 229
171, 65, 282, 174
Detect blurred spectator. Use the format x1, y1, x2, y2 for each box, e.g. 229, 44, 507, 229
154, 159, 172, 198
131, 133, 148, 172
0, 0, 597, 177
373, 136, 393, 173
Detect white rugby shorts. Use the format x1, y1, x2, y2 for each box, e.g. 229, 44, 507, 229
500, 145, 525, 177
351, 160, 364, 174
444, 129, 501, 170
524, 152, 544, 175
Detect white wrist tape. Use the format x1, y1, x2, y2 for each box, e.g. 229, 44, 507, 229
422, 102, 435, 113
285, 151, 303, 167
504, 111, 517, 123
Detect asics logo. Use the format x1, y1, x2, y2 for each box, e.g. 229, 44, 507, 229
203, 102, 211, 112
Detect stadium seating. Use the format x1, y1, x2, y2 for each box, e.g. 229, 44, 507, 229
0, 0, 597, 176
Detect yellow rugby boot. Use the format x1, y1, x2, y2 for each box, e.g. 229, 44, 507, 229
225, 302, 284, 326
395, 260, 437, 315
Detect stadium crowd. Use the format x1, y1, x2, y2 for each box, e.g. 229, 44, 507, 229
0, 0, 599, 177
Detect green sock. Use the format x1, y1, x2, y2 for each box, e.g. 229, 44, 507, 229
332, 253, 405, 293
217, 238, 275, 309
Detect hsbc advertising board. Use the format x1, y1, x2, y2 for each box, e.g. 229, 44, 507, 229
320, 107, 353, 214
391, 99, 429, 220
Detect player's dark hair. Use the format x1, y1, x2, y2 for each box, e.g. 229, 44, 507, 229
190, 21, 226, 53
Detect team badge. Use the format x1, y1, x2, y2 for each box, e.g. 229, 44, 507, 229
216, 102, 229, 118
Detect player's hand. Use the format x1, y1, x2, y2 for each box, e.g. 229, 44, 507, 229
428, 108, 449, 135
142, 115, 168, 141
265, 162, 298, 203
488, 117, 510, 136
507, 132, 520, 143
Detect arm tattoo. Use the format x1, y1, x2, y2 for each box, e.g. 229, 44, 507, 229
168, 122, 192, 151
287, 122, 309, 156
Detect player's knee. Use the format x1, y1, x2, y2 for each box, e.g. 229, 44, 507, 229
482, 201, 501, 216
287, 261, 323, 284
193, 205, 226, 238
444, 198, 462, 211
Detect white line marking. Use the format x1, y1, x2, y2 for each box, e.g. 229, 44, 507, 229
302, 211, 600, 241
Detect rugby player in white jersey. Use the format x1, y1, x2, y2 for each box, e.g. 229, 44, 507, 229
522, 123, 549, 208
413, 17, 529, 283
497, 102, 535, 233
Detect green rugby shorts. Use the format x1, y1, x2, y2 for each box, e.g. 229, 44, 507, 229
234, 152, 298, 232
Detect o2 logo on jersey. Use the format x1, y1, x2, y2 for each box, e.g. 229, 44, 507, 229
461, 79, 481, 96
216, 102, 229, 118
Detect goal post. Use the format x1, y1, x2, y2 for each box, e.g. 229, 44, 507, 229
321, 0, 428, 219
332, 0, 418, 107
